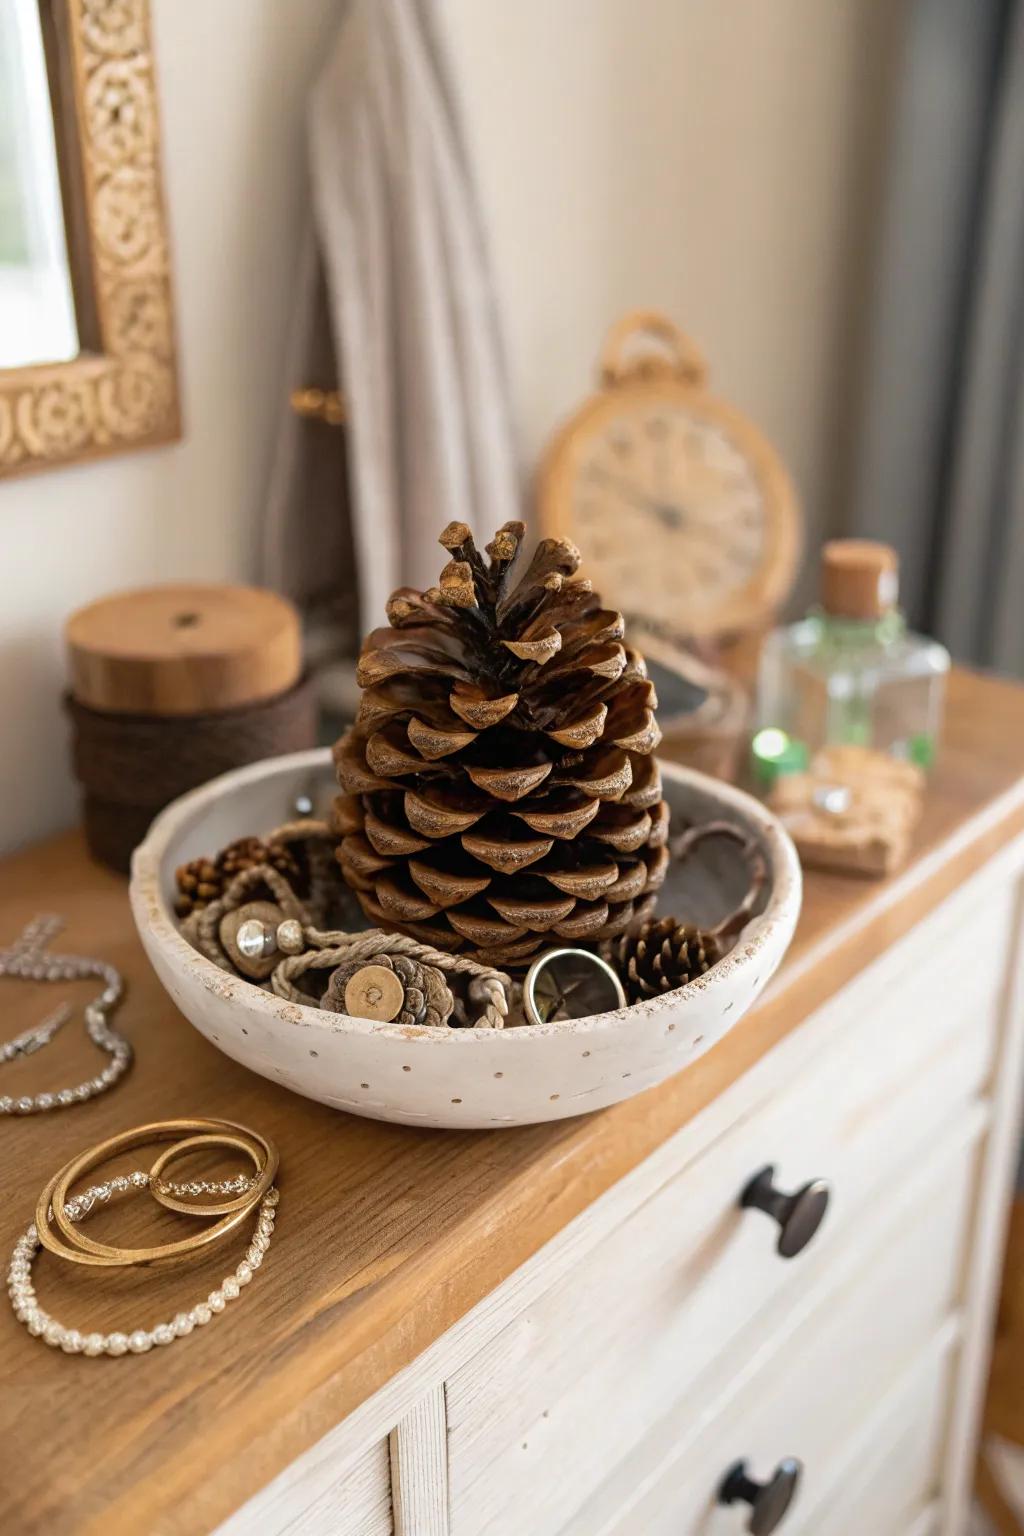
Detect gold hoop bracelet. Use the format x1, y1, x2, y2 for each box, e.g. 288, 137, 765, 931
35, 1119, 279, 1269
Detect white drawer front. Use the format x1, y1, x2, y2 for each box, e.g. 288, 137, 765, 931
443, 879, 1011, 1536
791, 1341, 955, 1536
599, 1333, 957, 1536
594, 1131, 977, 1536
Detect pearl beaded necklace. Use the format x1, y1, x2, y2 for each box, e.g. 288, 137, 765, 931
0, 915, 132, 1115
7, 1174, 278, 1357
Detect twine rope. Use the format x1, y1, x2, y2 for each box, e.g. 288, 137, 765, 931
67, 682, 318, 810
66, 679, 317, 873
273, 930, 511, 1030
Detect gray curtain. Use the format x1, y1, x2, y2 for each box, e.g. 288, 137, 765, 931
263, 0, 520, 639
848, 0, 1024, 674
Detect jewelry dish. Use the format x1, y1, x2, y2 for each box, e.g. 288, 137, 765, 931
130, 750, 801, 1129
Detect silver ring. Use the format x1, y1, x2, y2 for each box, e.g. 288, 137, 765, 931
523, 947, 627, 1026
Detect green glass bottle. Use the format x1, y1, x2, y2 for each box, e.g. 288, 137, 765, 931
753, 541, 949, 786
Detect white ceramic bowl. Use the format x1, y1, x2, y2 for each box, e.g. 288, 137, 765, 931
130, 750, 801, 1129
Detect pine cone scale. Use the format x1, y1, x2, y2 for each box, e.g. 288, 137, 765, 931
407, 716, 478, 759
512, 796, 601, 839
460, 827, 554, 872
547, 702, 608, 748
408, 858, 491, 907
555, 747, 633, 798
449, 683, 520, 729
465, 762, 553, 800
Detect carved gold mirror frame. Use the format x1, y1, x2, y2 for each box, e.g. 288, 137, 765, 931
0, 0, 180, 478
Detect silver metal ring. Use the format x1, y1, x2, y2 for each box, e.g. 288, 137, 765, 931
523, 947, 627, 1026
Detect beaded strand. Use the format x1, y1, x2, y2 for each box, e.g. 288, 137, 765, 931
7, 1174, 278, 1356
0, 915, 132, 1115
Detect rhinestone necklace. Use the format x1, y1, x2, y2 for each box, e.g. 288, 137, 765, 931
0, 915, 132, 1115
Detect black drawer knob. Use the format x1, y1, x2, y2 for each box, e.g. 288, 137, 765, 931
740, 1165, 830, 1258
718, 1457, 802, 1533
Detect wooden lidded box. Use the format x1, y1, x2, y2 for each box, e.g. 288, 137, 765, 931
65, 583, 318, 871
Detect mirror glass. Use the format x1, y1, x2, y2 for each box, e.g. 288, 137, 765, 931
0, 0, 78, 368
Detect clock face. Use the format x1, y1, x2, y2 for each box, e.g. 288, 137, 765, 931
570, 402, 771, 635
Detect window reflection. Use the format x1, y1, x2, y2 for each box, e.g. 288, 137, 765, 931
0, 0, 78, 368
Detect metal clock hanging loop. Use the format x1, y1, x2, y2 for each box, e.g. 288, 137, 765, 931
599, 309, 709, 389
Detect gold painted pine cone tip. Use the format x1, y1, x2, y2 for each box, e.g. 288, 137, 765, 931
333, 522, 669, 965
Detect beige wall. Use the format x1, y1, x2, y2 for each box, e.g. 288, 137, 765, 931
0, 0, 902, 853
447, 0, 904, 589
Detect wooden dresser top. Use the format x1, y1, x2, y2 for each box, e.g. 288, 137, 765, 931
2, 667, 1024, 1536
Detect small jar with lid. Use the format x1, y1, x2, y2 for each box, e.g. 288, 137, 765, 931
752, 540, 950, 783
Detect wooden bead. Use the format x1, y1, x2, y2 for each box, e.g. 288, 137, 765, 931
220, 902, 287, 981
344, 965, 406, 1023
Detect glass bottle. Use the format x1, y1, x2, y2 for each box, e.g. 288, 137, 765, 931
752, 540, 949, 785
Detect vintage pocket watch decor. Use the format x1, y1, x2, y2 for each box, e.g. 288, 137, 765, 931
537, 310, 801, 647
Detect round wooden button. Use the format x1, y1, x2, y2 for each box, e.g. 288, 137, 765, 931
344, 964, 406, 1022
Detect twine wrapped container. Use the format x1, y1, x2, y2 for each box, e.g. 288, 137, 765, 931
65, 584, 319, 874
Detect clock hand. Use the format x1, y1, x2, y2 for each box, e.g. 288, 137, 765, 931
587, 467, 659, 517
588, 469, 686, 530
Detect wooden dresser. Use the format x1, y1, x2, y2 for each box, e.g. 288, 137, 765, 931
2, 668, 1023, 1536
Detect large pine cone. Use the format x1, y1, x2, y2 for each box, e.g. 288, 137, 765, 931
610, 918, 723, 1003
332, 522, 669, 966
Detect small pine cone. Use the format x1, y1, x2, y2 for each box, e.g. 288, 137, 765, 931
218, 836, 303, 891
322, 953, 454, 1028
173, 856, 221, 918
175, 837, 303, 918
611, 917, 723, 1004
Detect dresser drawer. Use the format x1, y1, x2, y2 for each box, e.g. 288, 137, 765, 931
587, 1126, 977, 1536
443, 884, 1009, 1536
602, 1331, 958, 1536
789, 1334, 955, 1536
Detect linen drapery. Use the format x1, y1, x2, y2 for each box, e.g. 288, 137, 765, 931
847, 0, 1024, 674
263, 0, 520, 636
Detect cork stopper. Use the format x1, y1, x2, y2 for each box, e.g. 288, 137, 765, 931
820, 541, 899, 620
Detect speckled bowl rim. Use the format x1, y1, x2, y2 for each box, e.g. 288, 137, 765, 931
130, 749, 802, 1042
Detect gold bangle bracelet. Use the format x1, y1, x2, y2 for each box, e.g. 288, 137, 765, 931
35, 1119, 279, 1269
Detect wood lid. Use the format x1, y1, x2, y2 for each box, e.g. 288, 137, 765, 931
66, 583, 303, 716
820, 541, 899, 620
